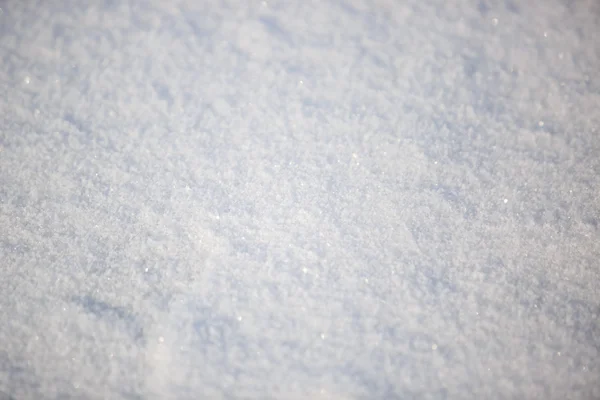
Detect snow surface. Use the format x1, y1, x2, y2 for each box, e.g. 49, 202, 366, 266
0, 0, 599, 399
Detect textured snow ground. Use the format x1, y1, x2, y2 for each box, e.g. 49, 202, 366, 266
0, 0, 599, 399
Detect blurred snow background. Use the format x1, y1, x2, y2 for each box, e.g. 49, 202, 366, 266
0, 0, 599, 398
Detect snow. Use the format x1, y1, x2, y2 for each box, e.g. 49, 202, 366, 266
0, 0, 599, 399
